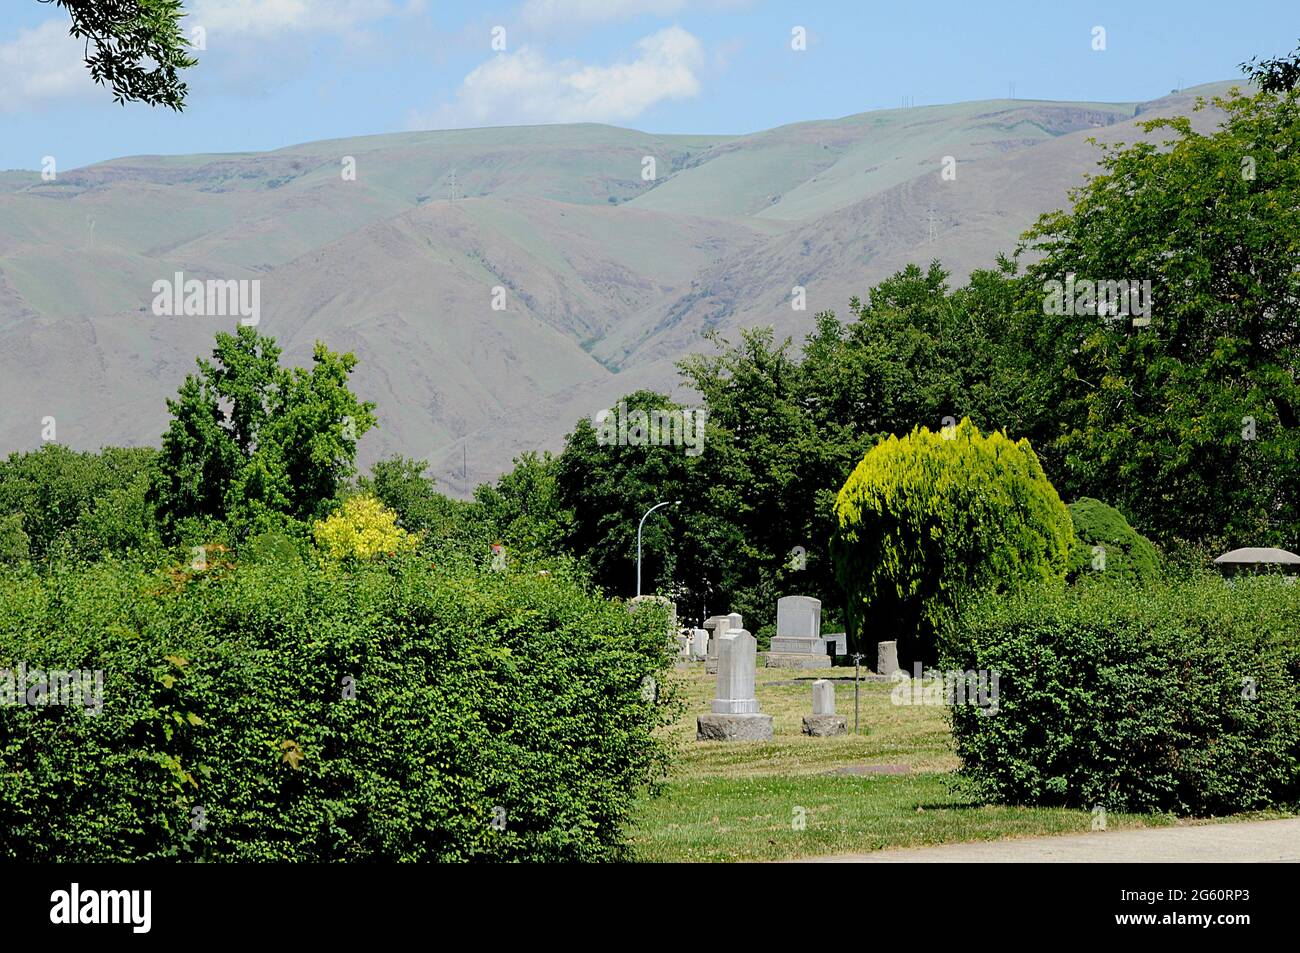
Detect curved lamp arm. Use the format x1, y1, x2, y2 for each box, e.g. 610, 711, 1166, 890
636, 499, 681, 597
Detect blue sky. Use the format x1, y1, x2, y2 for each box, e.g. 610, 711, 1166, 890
0, 0, 1295, 171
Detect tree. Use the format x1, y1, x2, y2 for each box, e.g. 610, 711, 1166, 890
359, 456, 445, 534
1021, 86, 1300, 548
831, 419, 1073, 665
359, 455, 492, 565
1242, 40, 1300, 93
555, 391, 694, 598
0, 444, 158, 560
800, 261, 1036, 440
474, 451, 572, 558
0, 513, 30, 565
150, 326, 376, 543
47, 0, 196, 109
678, 327, 848, 632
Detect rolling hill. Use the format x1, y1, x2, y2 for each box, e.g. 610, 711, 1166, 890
0, 82, 1240, 493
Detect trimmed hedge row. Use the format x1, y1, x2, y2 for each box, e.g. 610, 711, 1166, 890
942, 576, 1300, 815
0, 555, 675, 861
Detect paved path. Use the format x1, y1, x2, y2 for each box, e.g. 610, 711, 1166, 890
797, 818, 1300, 863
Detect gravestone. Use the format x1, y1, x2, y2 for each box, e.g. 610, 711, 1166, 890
802, 678, 847, 736
877, 640, 901, 676
697, 630, 773, 741
822, 632, 847, 656
766, 595, 831, 669
703, 614, 737, 674
812, 679, 835, 715
690, 628, 709, 661
676, 631, 691, 660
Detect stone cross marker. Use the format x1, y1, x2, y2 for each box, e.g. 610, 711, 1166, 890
697, 629, 773, 741
802, 677, 848, 736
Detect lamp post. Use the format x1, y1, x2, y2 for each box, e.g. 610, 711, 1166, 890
637, 500, 680, 598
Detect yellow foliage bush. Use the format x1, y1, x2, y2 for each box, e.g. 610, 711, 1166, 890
312, 495, 416, 560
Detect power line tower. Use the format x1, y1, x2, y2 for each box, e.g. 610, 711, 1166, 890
447, 168, 460, 203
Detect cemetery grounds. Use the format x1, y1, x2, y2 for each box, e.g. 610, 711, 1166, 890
630, 667, 1292, 862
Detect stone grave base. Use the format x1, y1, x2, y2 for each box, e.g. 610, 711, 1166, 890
763, 652, 832, 669
801, 714, 847, 737
697, 712, 774, 742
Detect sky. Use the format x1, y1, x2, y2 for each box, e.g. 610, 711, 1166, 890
0, 0, 1296, 171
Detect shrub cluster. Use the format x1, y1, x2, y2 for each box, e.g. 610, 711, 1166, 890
0, 555, 675, 861
942, 576, 1300, 815
1065, 497, 1161, 585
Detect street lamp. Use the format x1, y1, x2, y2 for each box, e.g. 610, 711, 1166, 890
637, 500, 681, 598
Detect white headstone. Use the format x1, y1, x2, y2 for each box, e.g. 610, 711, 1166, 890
812, 678, 835, 716
877, 640, 900, 676
712, 630, 760, 714
776, 596, 821, 638
771, 595, 823, 655
691, 628, 709, 660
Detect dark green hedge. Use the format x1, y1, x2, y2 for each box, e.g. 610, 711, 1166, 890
0, 555, 675, 860
941, 576, 1300, 815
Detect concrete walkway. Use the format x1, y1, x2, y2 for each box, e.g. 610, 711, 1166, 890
797, 818, 1300, 863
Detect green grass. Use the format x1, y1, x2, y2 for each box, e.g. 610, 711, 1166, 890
631, 773, 1183, 863
630, 666, 1193, 862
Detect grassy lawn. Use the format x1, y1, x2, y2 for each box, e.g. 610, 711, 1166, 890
631, 665, 1182, 862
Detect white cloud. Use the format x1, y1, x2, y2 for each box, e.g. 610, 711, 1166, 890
415, 26, 704, 128
0, 19, 98, 112
188, 0, 399, 37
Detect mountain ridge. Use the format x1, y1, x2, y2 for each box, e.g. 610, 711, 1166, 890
0, 81, 1242, 494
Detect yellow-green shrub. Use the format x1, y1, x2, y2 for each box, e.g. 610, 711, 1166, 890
312, 495, 416, 561
831, 418, 1073, 664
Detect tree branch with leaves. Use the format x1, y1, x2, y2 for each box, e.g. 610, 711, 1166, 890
44, 0, 196, 109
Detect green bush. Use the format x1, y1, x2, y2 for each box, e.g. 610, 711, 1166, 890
0, 555, 675, 861
943, 576, 1300, 815
831, 418, 1073, 664
1066, 497, 1160, 585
